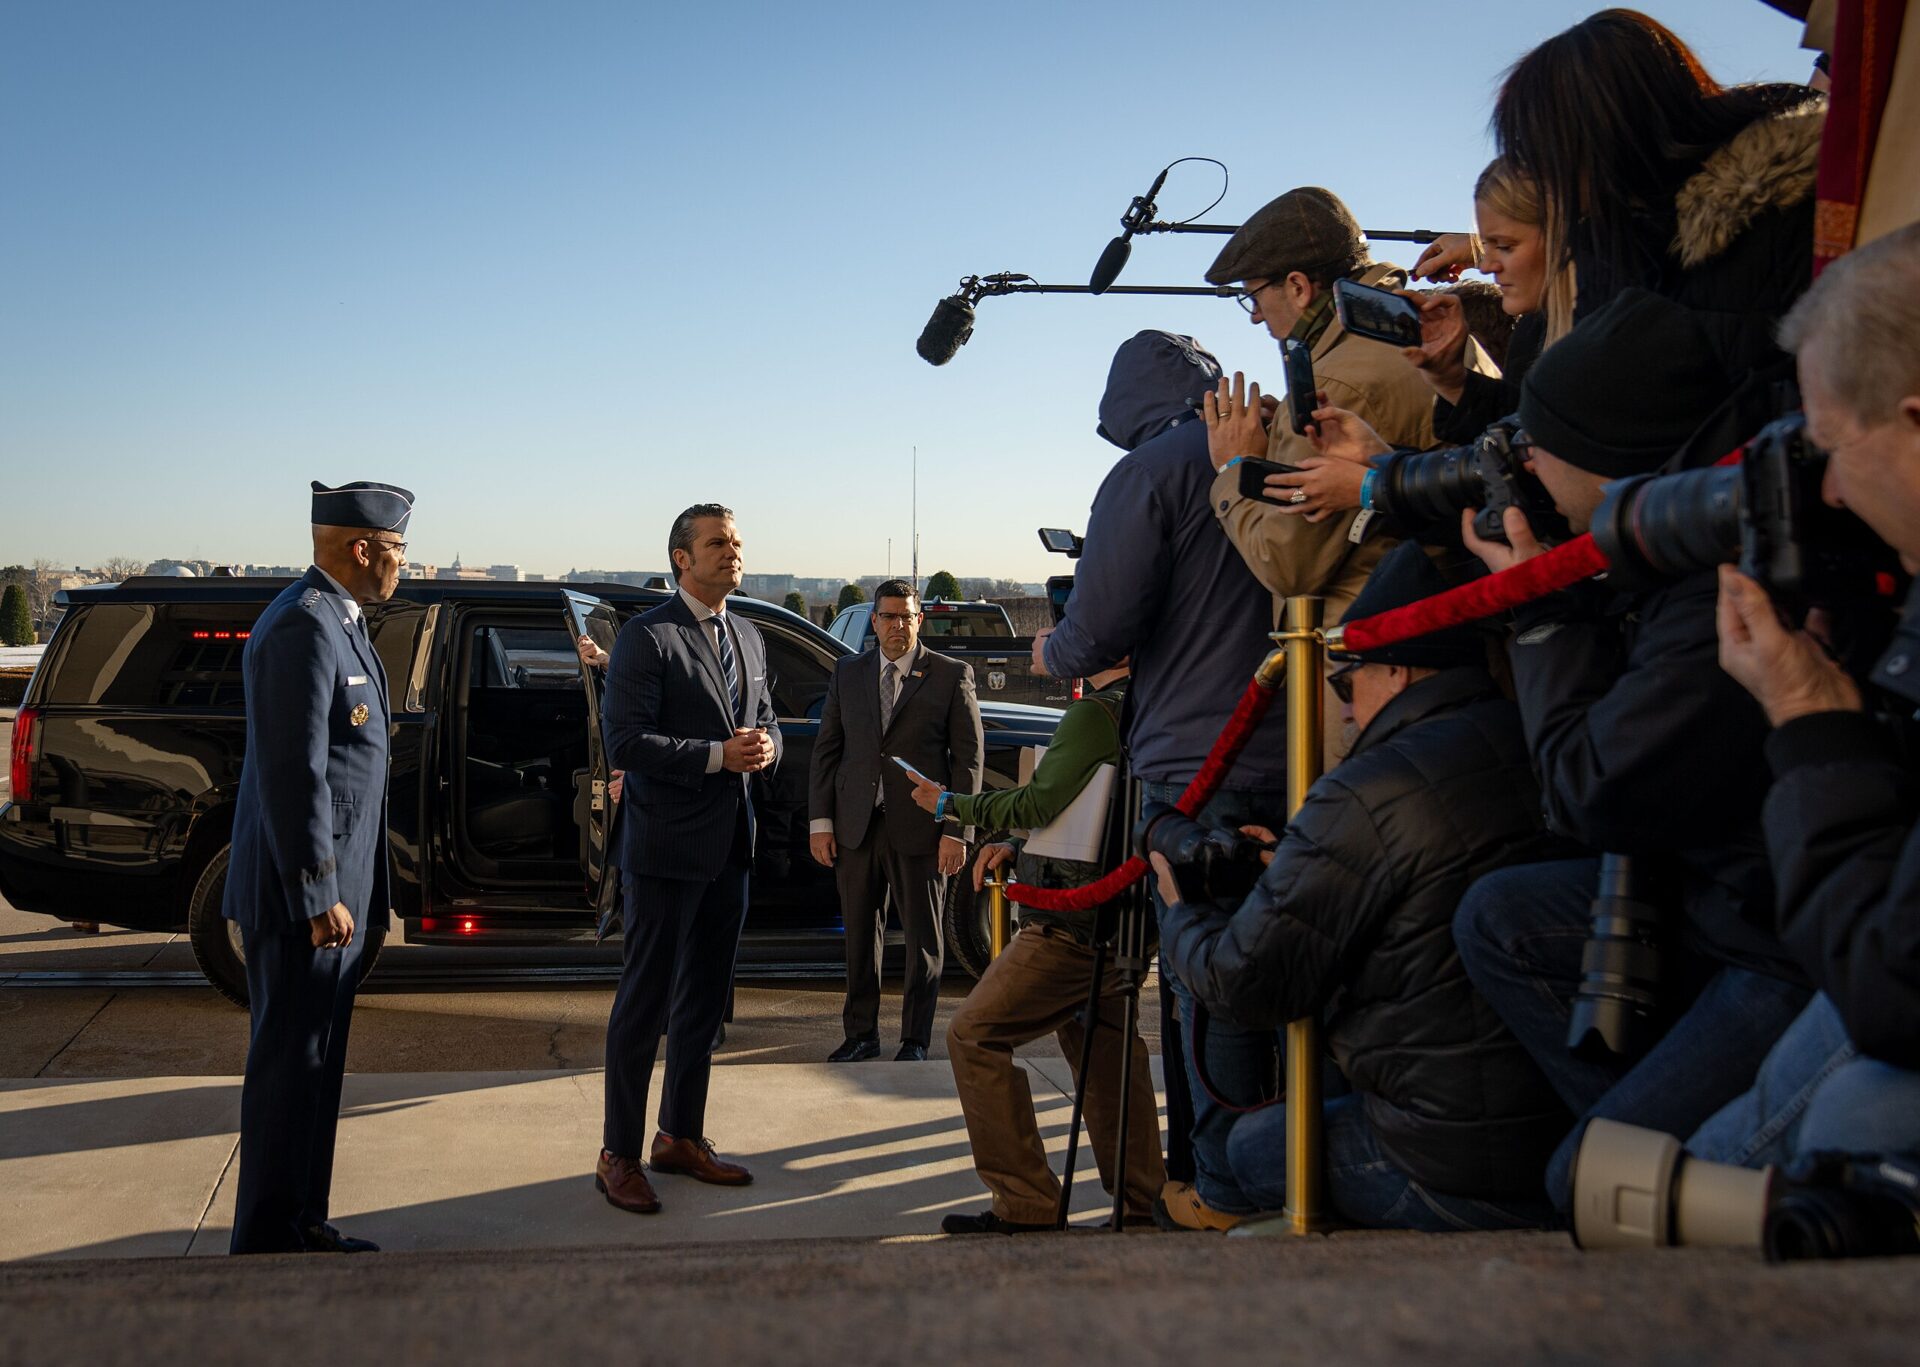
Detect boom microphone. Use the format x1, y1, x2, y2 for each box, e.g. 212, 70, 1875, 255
1089, 166, 1170, 295
916, 294, 976, 366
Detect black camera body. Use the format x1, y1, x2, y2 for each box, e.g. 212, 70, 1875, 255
1037, 527, 1084, 627
1372, 417, 1572, 546
1590, 413, 1884, 602
1766, 1151, 1920, 1262
1133, 803, 1268, 905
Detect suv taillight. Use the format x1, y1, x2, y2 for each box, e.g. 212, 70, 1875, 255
1071, 679, 1084, 702
9, 706, 40, 804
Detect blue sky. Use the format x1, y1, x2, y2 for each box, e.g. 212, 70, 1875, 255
2, 1, 1812, 584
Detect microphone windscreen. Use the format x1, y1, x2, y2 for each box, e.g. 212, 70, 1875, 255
1089, 236, 1132, 294
916, 295, 976, 366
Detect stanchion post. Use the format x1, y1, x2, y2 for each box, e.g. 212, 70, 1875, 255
988, 867, 1012, 960
1269, 595, 1331, 1236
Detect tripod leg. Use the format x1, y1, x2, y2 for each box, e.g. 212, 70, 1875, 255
1054, 936, 1109, 1231
1110, 982, 1139, 1231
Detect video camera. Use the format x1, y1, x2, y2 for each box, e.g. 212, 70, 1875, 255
1589, 412, 1886, 604
1369, 417, 1572, 547
1132, 803, 1268, 905
1038, 527, 1083, 627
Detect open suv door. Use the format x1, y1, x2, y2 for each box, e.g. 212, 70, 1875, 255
561, 591, 622, 929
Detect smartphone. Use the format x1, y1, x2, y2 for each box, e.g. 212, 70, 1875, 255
1333, 277, 1423, 349
1237, 457, 1308, 506
891, 755, 932, 785
1282, 339, 1317, 436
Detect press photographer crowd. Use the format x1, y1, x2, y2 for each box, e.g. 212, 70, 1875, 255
912, 3, 1920, 1256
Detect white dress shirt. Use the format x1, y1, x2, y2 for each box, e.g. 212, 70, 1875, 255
679, 585, 735, 775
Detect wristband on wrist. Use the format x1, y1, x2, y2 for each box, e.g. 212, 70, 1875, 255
1359, 469, 1378, 511
935, 792, 950, 822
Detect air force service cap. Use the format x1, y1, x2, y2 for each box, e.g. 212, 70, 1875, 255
310, 481, 414, 533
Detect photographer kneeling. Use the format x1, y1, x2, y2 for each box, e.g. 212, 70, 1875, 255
1450, 289, 1812, 1215
1703, 223, 1920, 1163
1151, 542, 1569, 1230
905, 663, 1166, 1235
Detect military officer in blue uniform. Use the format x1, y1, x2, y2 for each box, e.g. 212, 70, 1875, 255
225, 480, 412, 1255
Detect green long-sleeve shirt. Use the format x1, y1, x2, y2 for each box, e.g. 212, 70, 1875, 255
948, 682, 1126, 834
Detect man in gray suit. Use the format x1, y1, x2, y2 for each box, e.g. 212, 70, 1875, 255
810, 580, 983, 1060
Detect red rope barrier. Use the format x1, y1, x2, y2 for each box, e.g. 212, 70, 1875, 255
1004, 670, 1281, 911
1337, 534, 1612, 655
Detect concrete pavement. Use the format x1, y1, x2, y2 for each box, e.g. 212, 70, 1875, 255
1, 1056, 1156, 1260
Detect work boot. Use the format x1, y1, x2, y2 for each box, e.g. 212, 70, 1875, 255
1152, 1180, 1246, 1232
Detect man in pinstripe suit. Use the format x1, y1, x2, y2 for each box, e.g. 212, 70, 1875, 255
594, 503, 782, 1215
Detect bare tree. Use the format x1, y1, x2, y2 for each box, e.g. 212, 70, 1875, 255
97, 556, 147, 583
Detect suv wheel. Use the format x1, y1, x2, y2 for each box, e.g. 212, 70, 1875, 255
186, 845, 385, 1008
942, 862, 997, 981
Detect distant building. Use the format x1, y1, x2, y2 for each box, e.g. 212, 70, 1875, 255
486, 564, 524, 582
435, 555, 491, 582
563, 569, 667, 587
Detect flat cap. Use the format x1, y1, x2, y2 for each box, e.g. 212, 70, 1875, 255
1206, 187, 1368, 286
310, 481, 415, 532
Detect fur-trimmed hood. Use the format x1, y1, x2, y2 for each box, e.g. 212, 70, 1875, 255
1673, 93, 1825, 268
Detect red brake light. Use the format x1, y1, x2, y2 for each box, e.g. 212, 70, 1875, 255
1071, 679, 1084, 702
9, 706, 40, 804
191, 631, 210, 640
460, 917, 477, 935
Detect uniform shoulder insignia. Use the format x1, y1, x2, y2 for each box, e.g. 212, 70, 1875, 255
300, 589, 321, 609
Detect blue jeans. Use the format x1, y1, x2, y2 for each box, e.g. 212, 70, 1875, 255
1690, 993, 1920, 1161
1146, 780, 1288, 1214
1453, 858, 1810, 1212
1225, 1094, 1555, 1231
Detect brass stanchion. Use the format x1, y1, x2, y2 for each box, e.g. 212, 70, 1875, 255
1238, 595, 1331, 1237
988, 867, 1012, 960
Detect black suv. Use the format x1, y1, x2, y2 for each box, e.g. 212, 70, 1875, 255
0, 577, 1059, 1004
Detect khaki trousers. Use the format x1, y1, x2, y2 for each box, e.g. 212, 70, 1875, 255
945, 926, 1166, 1225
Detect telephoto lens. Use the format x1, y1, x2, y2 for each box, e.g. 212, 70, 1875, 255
1589, 413, 1888, 600
1371, 418, 1569, 546
1565, 854, 1667, 1061
1764, 1153, 1920, 1262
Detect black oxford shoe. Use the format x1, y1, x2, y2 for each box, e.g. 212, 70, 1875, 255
895, 1041, 929, 1061
940, 1210, 1051, 1235
828, 1037, 881, 1062
302, 1222, 379, 1253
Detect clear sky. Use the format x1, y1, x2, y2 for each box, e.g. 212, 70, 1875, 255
2, 0, 1813, 585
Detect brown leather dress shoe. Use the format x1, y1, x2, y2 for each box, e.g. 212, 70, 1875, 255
595, 1149, 662, 1214
650, 1132, 753, 1186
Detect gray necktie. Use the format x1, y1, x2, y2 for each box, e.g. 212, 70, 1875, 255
880, 659, 899, 731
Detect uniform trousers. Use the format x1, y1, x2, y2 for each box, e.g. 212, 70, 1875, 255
946, 925, 1165, 1225
231, 921, 375, 1254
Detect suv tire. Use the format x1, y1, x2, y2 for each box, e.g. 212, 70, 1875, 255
187, 845, 385, 1008
942, 859, 998, 981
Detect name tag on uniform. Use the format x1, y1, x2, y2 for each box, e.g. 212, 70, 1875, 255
347, 675, 368, 686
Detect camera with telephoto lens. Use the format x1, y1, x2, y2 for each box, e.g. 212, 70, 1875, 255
1571, 1119, 1920, 1262
1133, 803, 1267, 905
1589, 412, 1885, 603
1370, 416, 1573, 546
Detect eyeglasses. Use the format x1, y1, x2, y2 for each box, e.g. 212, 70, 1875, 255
360, 538, 408, 556
1234, 280, 1274, 316
873, 611, 919, 626
1327, 661, 1362, 705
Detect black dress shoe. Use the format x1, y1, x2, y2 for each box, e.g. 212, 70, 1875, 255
301, 1222, 380, 1253
895, 1041, 929, 1061
828, 1037, 880, 1062
941, 1210, 1051, 1235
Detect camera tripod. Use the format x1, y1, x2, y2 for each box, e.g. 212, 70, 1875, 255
1050, 777, 1154, 1232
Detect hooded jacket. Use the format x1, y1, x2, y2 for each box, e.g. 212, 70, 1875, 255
1159, 668, 1571, 1199
1044, 331, 1286, 790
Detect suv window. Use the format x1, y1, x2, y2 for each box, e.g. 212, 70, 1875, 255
761, 626, 830, 720
467, 626, 581, 690
42, 603, 264, 707
918, 610, 1012, 639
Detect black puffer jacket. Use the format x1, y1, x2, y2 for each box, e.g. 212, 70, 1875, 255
1159, 668, 1570, 1198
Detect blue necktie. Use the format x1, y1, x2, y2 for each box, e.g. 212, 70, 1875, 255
713, 617, 741, 720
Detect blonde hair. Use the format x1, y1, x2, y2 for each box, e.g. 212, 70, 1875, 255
1473, 157, 1577, 347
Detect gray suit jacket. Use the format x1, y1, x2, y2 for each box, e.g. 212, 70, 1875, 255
809, 645, 983, 855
